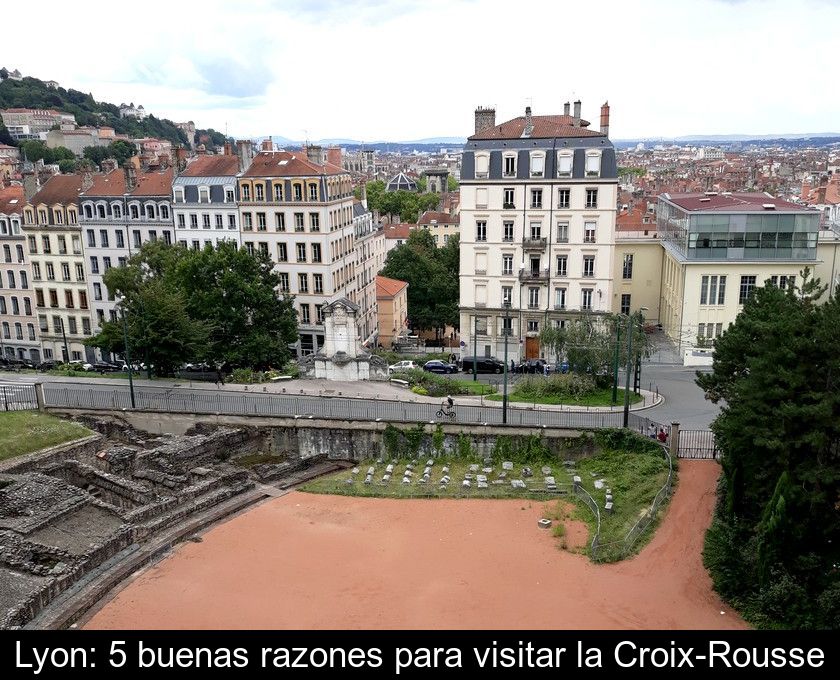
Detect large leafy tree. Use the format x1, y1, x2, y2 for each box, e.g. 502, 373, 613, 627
380, 229, 459, 337
83, 140, 137, 168
87, 241, 298, 374
697, 270, 840, 628
19, 140, 73, 164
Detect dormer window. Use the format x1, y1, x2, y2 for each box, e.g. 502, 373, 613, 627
97, 204, 106, 219
174, 187, 185, 203
145, 204, 156, 220
241, 184, 250, 201
530, 153, 545, 178
308, 184, 318, 201
273, 184, 283, 201
255, 184, 264, 201
112, 205, 122, 219
198, 187, 210, 203
475, 153, 490, 179
83, 204, 93, 219
557, 151, 573, 177
503, 154, 516, 178
585, 151, 602, 177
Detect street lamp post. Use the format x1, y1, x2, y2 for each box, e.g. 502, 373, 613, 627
502, 302, 511, 424
472, 315, 478, 382
59, 318, 69, 363
118, 295, 136, 409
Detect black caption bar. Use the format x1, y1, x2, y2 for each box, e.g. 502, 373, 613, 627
2, 630, 834, 677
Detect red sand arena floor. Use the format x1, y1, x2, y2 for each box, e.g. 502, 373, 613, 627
84, 460, 745, 630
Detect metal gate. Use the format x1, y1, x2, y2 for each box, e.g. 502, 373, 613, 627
678, 429, 719, 459
0, 383, 38, 411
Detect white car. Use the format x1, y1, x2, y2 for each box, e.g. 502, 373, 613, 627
388, 360, 418, 374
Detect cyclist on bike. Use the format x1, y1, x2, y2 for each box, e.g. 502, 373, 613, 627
446, 395, 454, 409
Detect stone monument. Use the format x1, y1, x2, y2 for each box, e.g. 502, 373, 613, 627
304, 298, 388, 381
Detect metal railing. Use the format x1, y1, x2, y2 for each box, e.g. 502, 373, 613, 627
0, 383, 38, 411
42, 382, 666, 433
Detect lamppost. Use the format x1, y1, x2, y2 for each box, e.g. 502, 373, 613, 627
502, 301, 511, 424
472, 314, 478, 382
58, 317, 69, 363
117, 294, 136, 409
622, 306, 648, 427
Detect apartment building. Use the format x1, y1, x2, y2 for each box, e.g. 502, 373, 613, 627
0, 184, 40, 361
657, 192, 823, 350
417, 210, 459, 246
0, 108, 76, 140
353, 199, 385, 346
79, 167, 174, 345
23, 175, 93, 362
238, 150, 359, 355
459, 102, 617, 362
172, 154, 241, 250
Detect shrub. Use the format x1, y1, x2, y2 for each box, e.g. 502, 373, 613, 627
512, 373, 597, 400
410, 386, 429, 396
281, 361, 300, 378
551, 523, 566, 538
230, 368, 255, 384
396, 368, 467, 397
432, 424, 445, 456
595, 428, 661, 455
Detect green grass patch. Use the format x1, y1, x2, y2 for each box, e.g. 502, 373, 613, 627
0, 411, 92, 461
301, 428, 672, 563
487, 387, 641, 406
234, 452, 287, 468
458, 381, 497, 396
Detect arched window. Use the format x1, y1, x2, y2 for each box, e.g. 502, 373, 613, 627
145, 204, 156, 220
97, 204, 106, 219
83, 204, 93, 219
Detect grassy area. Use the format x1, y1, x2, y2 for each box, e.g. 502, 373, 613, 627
458, 381, 497, 396
0, 411, 92, 462
301, 431, 672, 562
486, 387, 642, 407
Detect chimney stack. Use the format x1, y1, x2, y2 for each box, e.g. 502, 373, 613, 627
223, 141, 233, 156
123, 163, 137, 191
260, 138, 273, 151
306, 144, 323, 165
474, 106, 496, 135
236, 140, 253, 173
563, 101, 570, 117
360, 182, 368, 210
573, 100, 581, 127
600, 101, 610, 137
22, 172, 40, 202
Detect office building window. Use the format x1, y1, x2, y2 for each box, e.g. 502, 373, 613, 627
739, 275, 756, 304
622, 254, 633, 279
700, 275, 727, 305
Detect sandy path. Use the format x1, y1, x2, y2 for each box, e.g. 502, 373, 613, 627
84, 461, 744, 630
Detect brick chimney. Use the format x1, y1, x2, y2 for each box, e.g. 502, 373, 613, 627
223, 141, 233, 156
573, 100, 581, 127
360, 182, 367, 210
306, 145, 323, 165
600, 101, 610, 137
123, 163, 137, 191
261, 138, 273, 151
236, 140, 253, 173
326, 145, 342, 168
564, 101, 570, 117
474, 106, 495, 135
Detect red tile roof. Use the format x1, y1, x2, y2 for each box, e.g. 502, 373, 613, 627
181, 154, 240, 177
376, 275, 408, 298
81, 169, 126, 197
131, 167, 174, 197
418, 210, 458, 225
0, 184, 24, 214
30, 174, 84, 206
662, 192, 813, 212
468, 114, 603, 140
242, 151, 346, 178
383, 223, 417, 240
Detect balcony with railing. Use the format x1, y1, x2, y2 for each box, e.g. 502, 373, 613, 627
519, 268, 550, 282
522, 237, 547, 250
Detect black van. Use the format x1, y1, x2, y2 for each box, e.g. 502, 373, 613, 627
460, 356, 505, 374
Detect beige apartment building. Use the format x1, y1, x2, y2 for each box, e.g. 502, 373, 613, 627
459, 102, 617, 362
238, 150, 360, 355
418, 210, 459, 247
353, 199, 385, 347
376, 275, 408, 348
23, 175, 94, 362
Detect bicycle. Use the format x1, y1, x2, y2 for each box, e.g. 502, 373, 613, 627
436, 404, 457, 420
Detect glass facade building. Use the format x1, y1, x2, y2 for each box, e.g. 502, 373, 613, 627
657, 198, 820, 261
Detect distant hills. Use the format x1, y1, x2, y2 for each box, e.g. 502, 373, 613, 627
0, 74, 225, 148
269, 135, 466, 148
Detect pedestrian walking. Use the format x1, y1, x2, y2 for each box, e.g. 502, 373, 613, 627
657, 428, 667, 443
648, 424, 657, 438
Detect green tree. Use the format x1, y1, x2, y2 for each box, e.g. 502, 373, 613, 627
380, 230, 459, 336
415, 175, 428, 192
58, 159, 77, 174
364, 180, 385, 213
108, 139, 136, 165
447, 175, 459, 191
0, 117, 14, 146
697, 269, 840, 628
19, 140, 73, 164
417, 193, 440, 214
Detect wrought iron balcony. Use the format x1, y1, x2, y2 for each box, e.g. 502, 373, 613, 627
522, 237, 547, 250
519, 268, 550, 282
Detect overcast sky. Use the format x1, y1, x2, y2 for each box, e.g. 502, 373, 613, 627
7, 0, 839, 141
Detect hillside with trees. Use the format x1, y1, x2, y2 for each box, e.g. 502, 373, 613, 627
0, 73, 223, 148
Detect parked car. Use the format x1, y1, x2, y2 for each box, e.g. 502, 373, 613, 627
460, 356, 505, 374
423, 360, 458, 374
89, 361, 121, 373
388, 360, 418, 375
36, 360, 60, 371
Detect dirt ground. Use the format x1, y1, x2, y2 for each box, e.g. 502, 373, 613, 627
84, 460, 745, 630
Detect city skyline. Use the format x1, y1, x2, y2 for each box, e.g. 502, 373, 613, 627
5, 0, 840, 142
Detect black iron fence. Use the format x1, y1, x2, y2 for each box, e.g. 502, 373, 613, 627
678, 429, 719, 459
0, 383, 38, 412
42, 383, 666, 433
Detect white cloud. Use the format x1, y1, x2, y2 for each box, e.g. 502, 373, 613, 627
7, 0, 840, 140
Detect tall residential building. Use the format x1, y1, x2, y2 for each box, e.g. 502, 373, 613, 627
459, 102, 618, 362
657, 192, 823, 350
173, 154, 241, 251
23, 175, 92, 362
238, 150, 358, 355
353, 199, 385, 346
79, 167, 174, 349
0, 184, 40, 361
